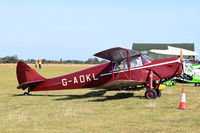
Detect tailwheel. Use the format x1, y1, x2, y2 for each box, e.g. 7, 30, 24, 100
23, 88, 31, 96
23, 92, 30, 96
145, 89, 157, 99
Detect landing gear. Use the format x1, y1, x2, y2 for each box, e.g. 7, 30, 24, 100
145, 89, 157, 99
23, 88, 31, 96
145, 70, 162, 99
155, 88, 161, 97
145, 84, 161, 99
195, 83, 200, 87
23, 92, 29, 95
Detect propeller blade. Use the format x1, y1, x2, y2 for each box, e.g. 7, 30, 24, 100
180, 48, 183, 62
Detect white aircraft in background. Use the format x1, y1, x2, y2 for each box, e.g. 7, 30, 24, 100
150, 46, 199, 56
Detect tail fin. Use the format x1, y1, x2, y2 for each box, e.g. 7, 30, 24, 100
16, 61, 45, 90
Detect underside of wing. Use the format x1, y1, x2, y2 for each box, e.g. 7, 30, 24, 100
100, 80, 144, 89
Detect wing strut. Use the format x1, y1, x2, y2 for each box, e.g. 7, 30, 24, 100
111, 61, 115, 81
127, 51, 131, 79
149, 70, 153, 89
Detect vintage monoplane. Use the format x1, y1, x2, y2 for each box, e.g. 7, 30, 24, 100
16, 47, 183, 99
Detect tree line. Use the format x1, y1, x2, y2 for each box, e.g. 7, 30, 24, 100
0, 55, 107, 64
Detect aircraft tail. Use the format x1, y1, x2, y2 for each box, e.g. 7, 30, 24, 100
16, 61, 46, 90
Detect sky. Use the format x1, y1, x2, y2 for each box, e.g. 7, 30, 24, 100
0, 0, 200, 61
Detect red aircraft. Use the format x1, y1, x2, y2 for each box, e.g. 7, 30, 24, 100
16, 47, 183, 99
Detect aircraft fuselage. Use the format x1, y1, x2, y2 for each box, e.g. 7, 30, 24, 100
31, 57, 182, 91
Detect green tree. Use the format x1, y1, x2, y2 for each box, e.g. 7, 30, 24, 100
86, 58, 100, 64
1, 55, 19, 63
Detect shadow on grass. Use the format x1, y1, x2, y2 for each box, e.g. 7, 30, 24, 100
90, 94, 146, 102
12, 90, 145, 102
88, 93, 135, 102
12, 90, 107, 98
54, 90, 107, 101
12, 94, 69, 97
54, 91, 145, 102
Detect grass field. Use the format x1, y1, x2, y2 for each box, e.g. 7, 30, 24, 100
1, 64, 200, 133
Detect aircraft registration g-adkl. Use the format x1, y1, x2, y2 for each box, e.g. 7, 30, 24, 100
16, 47, 183, 99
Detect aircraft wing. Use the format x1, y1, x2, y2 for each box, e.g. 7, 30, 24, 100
150, 46, 199, 56
100, 80, 144, 89
94, 47, 141, 62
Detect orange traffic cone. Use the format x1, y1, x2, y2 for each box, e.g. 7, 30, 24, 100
178, 88, 187, 110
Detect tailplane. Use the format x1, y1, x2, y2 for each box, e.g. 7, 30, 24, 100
16, 61, 45, 90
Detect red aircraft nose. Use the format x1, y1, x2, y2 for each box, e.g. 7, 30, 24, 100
177, 63, 183, 75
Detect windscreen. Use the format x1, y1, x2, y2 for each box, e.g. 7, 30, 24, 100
141, 55, 153, 65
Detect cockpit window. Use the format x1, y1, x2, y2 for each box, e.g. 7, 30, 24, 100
114, 60, 128, 71
141, 55, 153, 65
113, 54, 153, 70
130, 56, 143, 68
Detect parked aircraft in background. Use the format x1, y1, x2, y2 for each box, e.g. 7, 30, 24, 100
16, 47, 183, 99
150, 46, 199, 56
175, 60, 200, 86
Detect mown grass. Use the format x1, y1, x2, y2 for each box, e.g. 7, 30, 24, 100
1, 64, 200, 133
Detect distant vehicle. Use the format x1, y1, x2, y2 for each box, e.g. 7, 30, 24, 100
16, 47, 183, 99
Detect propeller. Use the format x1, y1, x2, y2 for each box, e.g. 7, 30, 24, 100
179, 48, 185, 75
180, 48, 183, 62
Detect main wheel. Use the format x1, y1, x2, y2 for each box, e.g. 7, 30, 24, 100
145, 89, 157, 99
195, 83, 199, 87
155, 89, 162, 97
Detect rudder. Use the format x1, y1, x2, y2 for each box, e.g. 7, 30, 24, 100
16, 61, 45, 90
